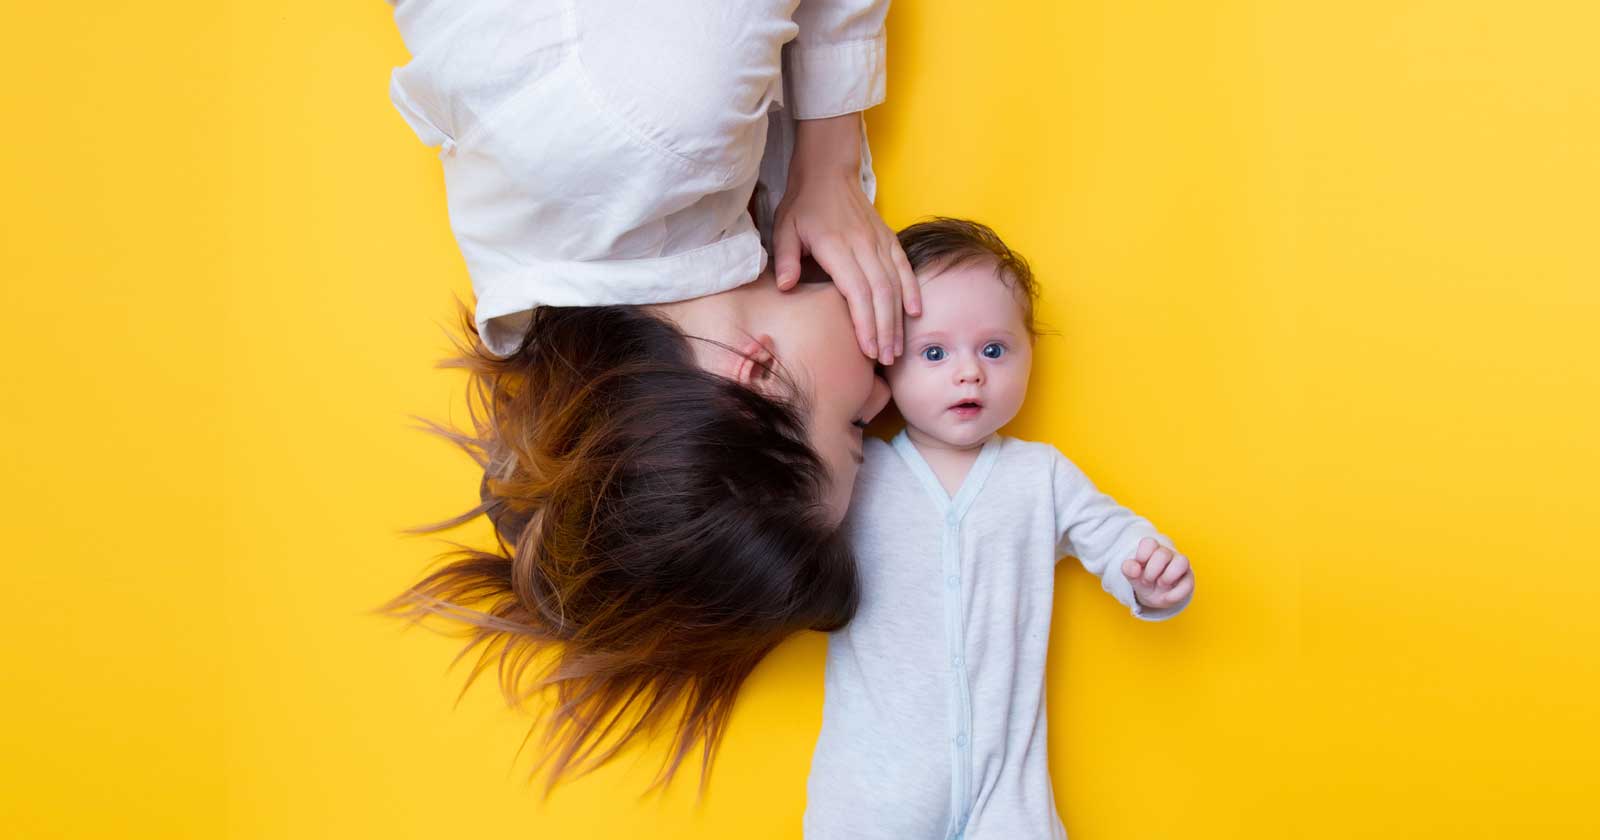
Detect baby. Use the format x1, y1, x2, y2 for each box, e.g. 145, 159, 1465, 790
803, 219, 1196, 840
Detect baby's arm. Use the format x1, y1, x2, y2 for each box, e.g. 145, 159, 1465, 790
1051, 449, 1195, 621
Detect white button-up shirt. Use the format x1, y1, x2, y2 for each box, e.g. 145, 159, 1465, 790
387, 0, 888, 355
805, 433, 1191, 839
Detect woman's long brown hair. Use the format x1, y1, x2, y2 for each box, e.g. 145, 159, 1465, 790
383, 304, 857, 792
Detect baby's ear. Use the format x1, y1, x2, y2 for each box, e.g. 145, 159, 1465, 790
729, 333, 779, 392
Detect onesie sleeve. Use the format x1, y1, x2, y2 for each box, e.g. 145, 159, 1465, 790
785, 0, 889, 119
1052, 449, 1192, 622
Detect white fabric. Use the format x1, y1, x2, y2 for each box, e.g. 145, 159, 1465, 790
805, 432, 1191, 840
387, 0, 888, 355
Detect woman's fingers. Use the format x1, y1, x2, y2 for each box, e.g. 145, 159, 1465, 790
872, 237, 905, 357
858, 237, 900, 364
774, 187, 910, 362
772, 216, 803, 290
891, 238, 922, 318
810, 237, 878, 358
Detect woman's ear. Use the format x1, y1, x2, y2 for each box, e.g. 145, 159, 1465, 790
730, 333, 778, 391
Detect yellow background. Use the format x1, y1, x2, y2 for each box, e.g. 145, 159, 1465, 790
3, 1, 1596, 837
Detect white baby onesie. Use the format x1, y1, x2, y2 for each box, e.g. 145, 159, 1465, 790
804, 431, 1191, 840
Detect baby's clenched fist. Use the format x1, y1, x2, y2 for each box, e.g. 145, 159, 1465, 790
1122, 537, 1194, 611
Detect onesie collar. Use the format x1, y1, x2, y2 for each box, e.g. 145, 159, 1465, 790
890, 431, 1003, 525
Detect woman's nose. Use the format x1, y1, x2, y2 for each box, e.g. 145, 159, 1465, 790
862, 375, 892, 423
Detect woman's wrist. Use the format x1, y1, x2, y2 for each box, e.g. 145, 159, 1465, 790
790, 112, 863, 180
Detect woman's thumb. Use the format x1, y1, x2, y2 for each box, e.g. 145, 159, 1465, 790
773, 222, 802, 290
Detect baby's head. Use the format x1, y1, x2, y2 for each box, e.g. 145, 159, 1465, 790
889, 218, 1038, 449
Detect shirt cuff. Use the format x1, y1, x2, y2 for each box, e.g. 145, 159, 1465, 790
783, 34, 887, 120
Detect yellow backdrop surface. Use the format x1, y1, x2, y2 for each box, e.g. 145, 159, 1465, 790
3, 1, 1596, 837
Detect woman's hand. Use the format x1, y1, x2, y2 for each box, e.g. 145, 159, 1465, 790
1124, 538, 1196, 611
773, 113, 921, 366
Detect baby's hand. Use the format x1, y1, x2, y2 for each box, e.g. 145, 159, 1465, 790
1122, 537, 1195, 612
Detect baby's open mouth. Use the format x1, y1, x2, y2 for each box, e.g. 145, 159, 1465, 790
948, 399, 984, 416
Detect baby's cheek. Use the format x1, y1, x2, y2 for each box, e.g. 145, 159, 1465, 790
888, 373, 936, 422
1001, 365, 1032, 409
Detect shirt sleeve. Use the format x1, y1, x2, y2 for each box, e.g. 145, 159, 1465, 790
784, 0, 889, 119
1052, 449, 1192, 622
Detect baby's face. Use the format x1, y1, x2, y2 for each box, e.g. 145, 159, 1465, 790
886, 260, 1033, 449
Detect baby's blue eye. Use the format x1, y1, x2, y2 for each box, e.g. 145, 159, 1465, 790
921, 345, 947, 362
981, 342, 1006, 359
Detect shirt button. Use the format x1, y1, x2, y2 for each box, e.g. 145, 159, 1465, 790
951, 655, 963, 667
945, 574, 959, 589
955, 733, 967, 747
945, 511, 958, 527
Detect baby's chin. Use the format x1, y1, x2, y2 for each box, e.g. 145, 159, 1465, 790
909, 418, 1003, 451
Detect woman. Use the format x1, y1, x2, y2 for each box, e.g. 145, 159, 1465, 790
384, 0, 916, 788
